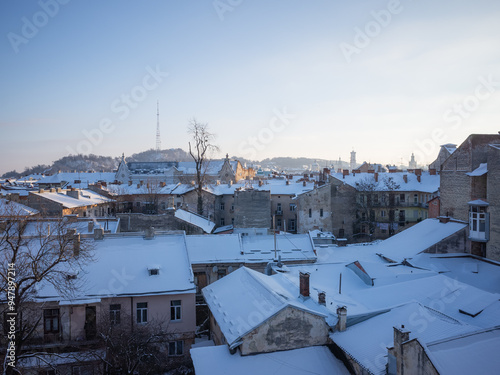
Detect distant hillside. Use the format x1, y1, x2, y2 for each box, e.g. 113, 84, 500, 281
126, 148, 191, 163
2, 151, 341, 179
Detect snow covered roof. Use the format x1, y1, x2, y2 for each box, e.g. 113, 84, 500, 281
37, 234, 195, 301
332, 302, 478, 375
186, 233, 317, 264
426, 326, 500, 375
174, 209, 215, 233
37, 172, 116, 188
190, 345, 350, 375
0, 198, 39, 217
373, 218, 467, 263
468, 199, 489, 206
406, 254, 500, 294
466, 163, 488, 176
177, 160, 237, 175
330, 171, 439, 193
202, 267, 326, 349
441, 143, 457, 155
30, 189, 115, 208
106, 182, 184, 195
205, 177, 315, 196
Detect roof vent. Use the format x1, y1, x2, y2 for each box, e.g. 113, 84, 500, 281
148, 268, 160, 276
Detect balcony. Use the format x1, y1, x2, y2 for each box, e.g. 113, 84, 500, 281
274, 210, 283, 216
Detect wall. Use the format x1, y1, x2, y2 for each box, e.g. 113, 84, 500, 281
116, 212, 205, 234
487, 146, 500, 261
239, 307, 329, 355
234, 190, 271, 228
296, 184, 332, 234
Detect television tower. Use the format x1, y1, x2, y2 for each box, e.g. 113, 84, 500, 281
155, 100, 161, 151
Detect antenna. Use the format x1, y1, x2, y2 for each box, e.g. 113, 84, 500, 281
156, 100, 161, 151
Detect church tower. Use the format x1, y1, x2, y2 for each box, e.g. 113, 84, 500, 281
350, 150, 356, 171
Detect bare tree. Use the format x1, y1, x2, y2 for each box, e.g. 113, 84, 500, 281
187, 120, 219, 215
91, 311, 191, 375
0, 207, 93, 374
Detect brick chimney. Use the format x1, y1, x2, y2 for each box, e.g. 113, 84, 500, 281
336, 306, 347, 332
393, 325, 411, 374
318, 291, 326, 305
94, 228, 104, 240
367, 169, 375, 174
374, 172, 378, 182
342, 170, 349, 179
414, 168, 422, 176
66, 189, 79, 199
438, 216, 450, 224
403, 174, 408, 183
429, 168, 437, 175
299, 272, 310, 298
303, 180, 307, 187
144, 226, 155, 240
417, 175, 421, 182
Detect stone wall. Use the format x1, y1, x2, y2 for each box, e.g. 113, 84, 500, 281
487, 146, 500, 261
240, 307, 329, 355
116, 212, 205, 234
233, 190, 271, 228
296, 184, 332, 234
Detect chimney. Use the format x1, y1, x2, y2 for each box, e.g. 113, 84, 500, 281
429, 168, 437, 175
66, 189, 79, 199
438, 216, 450, 224
258, 180, 263, 187
303, 180, 307, 187
88, 221, 94, 233
417, 175, 421, 182
67, 229, 80, 256
393, 325, 411, 374
374, 172, 378, 182
342, 170, 349, 179
128, 181, 132, 186
414, 168, 422, 176
286, 179, 290, 185
50, 188, 56, 193
403, 174, 408, 183
318, 291, 326, 305
144, 226, 155, 240
336, 306, 347, 332
94, 228, 104, 240
367, 169, 375, 174
299, 272, 310, 298
228, 180, 233, 187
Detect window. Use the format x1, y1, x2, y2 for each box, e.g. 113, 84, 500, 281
290, 203, 296, 211
136, 302, 147, 324
413, 210, 418, 219
217, 269, 226, 280
288, 219, 296, 232
276, 218, 282, 228
220, 217, 225, 226
308, 209, 312, 218
72, 365, 94, 375
276, 203, 282, 213
148, 268, 160, 276
110, 304, 121, 325
171, 300, 182, 321
220, 203, 225, 210
414, 194, 418, 204
44, 309, 59, 334
469, 205, 489, 241
400, 194, 405, 202
320, 208, 324, 217
136, 202, 141, 207
380, 210, 386, 217
231, 204, 234, 211
168, 340, 184, 356
373, 194, 379, 204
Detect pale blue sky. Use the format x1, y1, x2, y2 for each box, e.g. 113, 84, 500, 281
1, 0, 500, 174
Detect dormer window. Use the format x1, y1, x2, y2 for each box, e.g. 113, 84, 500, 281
148, 267, 160, 276
469, 201, 489, 242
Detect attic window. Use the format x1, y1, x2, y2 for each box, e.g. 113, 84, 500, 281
148, 268, 160, 276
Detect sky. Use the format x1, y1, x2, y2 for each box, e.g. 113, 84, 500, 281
1, 0, 500, 175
